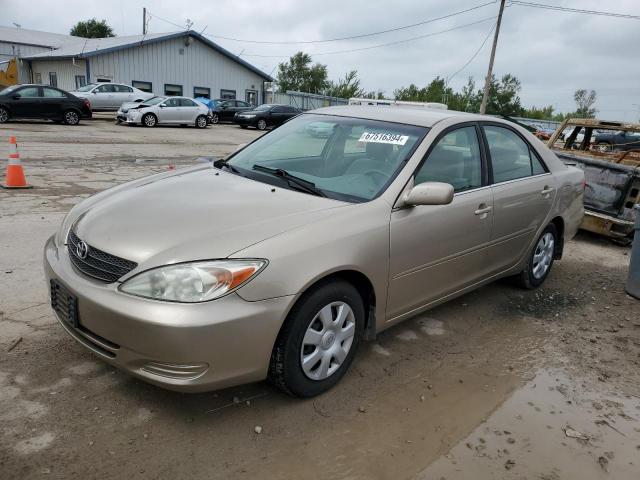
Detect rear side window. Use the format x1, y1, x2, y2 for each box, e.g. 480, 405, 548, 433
484, 125, 545, 183
415, 126, 483, 193
42, 87, 65, 98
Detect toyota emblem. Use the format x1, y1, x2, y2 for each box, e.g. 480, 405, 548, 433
76, 240, 89, 259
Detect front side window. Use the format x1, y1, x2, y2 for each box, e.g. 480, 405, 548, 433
227, 114, 427, 202
96, 84, 116, 93
484, 125, 545, 183
17, 87, 41, 98
75, 83, 97, 92
163, 98, 181, 107
414, 126, 482, 193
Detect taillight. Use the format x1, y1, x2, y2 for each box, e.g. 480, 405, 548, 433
84, 99, 91, 109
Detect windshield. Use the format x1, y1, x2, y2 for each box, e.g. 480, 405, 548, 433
74, 83, 98, 92
0, 85, 20, 95
142, 96, 165, 106
227, 114, 427, 202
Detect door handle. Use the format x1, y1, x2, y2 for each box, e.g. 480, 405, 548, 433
541, 186, 554, 195
474, 205, 492, 215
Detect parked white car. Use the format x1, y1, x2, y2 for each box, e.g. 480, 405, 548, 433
71, 83, 154, 111
124, 96, 210, 128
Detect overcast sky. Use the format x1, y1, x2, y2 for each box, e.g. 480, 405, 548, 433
4, 0, 640, 120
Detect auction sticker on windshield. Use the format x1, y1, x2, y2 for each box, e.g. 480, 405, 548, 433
358, 132, 409, 145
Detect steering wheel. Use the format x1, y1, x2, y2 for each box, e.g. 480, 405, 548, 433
363, 169, 391, 184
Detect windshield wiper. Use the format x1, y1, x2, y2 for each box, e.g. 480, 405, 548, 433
213, 158, 243, 174
252, 164, 327, 197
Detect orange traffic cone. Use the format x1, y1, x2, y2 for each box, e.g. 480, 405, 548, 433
1, 136, 32, 189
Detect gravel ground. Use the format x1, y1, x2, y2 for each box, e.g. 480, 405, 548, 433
0, 120, 639, 480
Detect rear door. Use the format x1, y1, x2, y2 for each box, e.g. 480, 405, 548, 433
482, 123, 555, 271
387, 124, 494, 319
113, 84, 134, 108
11, 86, 42, 117
179, 98, 200, 122
41, 86, 67, 118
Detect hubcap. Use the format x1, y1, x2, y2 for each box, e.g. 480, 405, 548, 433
197, 117, 206, 127
532, 232, 554, 279
300, 301, 356, 381
145, 115, 155, 126
0, 109, 7, 122
258, 120, 266, 129
212, 114, 219, 124
66, 112, 78, 124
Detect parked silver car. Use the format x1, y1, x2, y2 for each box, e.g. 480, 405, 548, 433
123, 96, 210, 128
71, 83, 154, 111
44, 106, 584, 397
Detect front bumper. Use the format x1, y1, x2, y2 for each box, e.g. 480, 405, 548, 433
234, 116, 256, 126
44, 235, 294, 392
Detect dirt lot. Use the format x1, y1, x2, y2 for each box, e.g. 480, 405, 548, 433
1, 120, 639, 480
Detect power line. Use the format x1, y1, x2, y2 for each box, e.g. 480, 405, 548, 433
447, 24, 495, 86
239, 16, 497, 58
203, 1, 497, 44
509, 1, 640, 20
146, 11, 187, 30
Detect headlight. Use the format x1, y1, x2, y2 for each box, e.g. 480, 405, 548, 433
119, 260, 267, 303
243, 114, 256, 118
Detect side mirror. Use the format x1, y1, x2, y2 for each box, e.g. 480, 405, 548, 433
159, 104, 166, 108
92, 90, 98, 94
12, 94, 20, 100
404, 181, 454, 207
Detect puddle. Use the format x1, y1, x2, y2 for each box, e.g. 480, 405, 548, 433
416, 369, 640, 479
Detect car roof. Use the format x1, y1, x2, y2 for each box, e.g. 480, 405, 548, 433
308, 105, 483, 128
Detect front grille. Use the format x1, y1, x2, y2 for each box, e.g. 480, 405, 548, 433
67, 231, 137, 283
50, 279, 79, 328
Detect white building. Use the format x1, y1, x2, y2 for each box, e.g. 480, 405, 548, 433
0, 26, 272, 104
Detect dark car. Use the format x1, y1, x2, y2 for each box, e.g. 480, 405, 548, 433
233, 104, 301, 130
594, 130, 640, 152
0, 84, 92, 125
210, 99, 254, 124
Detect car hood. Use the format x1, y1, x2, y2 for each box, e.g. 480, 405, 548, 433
73, 166, 347, 271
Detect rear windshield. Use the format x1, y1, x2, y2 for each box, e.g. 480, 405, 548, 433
227, 113, 428, 202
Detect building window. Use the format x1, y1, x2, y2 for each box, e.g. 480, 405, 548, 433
220, 89, 236, 100
96, 77, 112, 82
49, 72, 57, 87
34, 73, 42, 84
132, 80, 152, 93
75, 75, 86, 89
164, 84, 183, 96
245, 89, 257, 106
193, 87, 210, 99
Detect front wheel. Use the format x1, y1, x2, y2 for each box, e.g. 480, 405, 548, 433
195, 115, 208, 129
63, 110, 80, 125
211, 113, 220, 124
269, 280, 364, 397
142, 113, 157, 127
0, 106, 9, 123
517, 223, 557, 289
256, 118, 267, 130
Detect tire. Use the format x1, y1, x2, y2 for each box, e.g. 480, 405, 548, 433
268, 280, 364, 397
257, 118, 267, 131
142, 113, 157, 127
195, 115, 207, 129
0, 106, 9, 123
240, 125, 248, 129
516, 223, 557, 289
62, 109, 80, 125
596, 142, 613, 153
211, 113, 220, 124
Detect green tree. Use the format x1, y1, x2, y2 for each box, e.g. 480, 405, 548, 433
70, 18, 115, 38
276, 52, 328, 94
573, 89, 597, 118
480, 74, 523, 116
326, 70, 364, 98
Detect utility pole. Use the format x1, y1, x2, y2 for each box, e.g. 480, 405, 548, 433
479, 0, 506, 114
142, 7, 147, 35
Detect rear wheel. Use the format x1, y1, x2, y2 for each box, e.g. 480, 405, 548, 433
142, 113, 157, 127
269, 280, 364, 397
257, 118, 267, 130
195, 115, 208, 129
62, 109, 80, 125
211, 113, 220, 124
0, 106, 9, 123
517, 223, 557, 289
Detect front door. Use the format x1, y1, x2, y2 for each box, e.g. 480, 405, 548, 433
387, 125, 494, 320
11, 86, 42, 117
482, 124, 555, 271
158, 98, 182, 122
